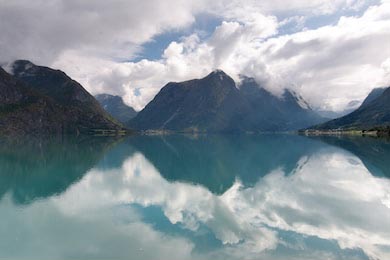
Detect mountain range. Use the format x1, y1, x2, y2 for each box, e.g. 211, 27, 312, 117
0, 60, 123, 136
315, 100, 361, 119
310, 87, 390, 130
1, 60, 389, 136
128, 70, 325, 132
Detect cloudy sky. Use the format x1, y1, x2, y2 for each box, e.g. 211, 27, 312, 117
1, 0, 390, 111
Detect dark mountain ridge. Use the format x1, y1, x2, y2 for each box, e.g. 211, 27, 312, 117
129, 70, 253, 132
0, 67, 66, 136
0, 60, 123, 136
360, 87, 387, 109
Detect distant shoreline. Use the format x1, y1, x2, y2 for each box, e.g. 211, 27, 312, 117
299, 128, 390, 138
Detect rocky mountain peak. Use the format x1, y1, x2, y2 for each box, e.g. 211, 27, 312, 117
206, 69, 232, 81
11, 60, 38, 76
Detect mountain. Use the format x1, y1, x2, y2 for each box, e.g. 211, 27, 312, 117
360, 87, 387, 108
239, 77, 325, 131
315, 100, 361, 119
0, 67, 66, 136
0, 60, 123, 136
311, 86, 390, 130
128, 70, 325, 132
95, 94, 137, 123
129, 70, 251, 132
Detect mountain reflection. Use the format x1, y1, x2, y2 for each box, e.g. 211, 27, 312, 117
128, 134, 325, 193
0, 135, 389, 260
311, 135, 390, 177
0, 136, 121, 204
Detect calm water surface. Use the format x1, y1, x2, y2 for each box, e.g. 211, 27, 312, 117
0, 134, 390, 260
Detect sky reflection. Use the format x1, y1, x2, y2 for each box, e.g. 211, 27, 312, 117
0, 136, 389, 260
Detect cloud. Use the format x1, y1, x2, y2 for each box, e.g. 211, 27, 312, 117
0, 0, 204, 64
1, 0, 388, 111
53, 15, 280, 110
53, 1, 389, 111
213, 0, 375, 18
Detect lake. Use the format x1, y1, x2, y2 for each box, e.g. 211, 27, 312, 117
0, 134, 389, 260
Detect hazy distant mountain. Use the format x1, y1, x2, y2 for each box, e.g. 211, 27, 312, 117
239, 77, 325, 131
95, 94, 137, 123
315, 100, 361, 119
0, 60, 122, 135
128, 70, 325, 132
311, 86, 390, 130
315, 110, 348, 119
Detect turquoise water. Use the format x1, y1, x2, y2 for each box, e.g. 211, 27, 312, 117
0, 134, 390, 260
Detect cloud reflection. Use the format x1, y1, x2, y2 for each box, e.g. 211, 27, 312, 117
1, 143, 390, 260
54, 148, 390, 259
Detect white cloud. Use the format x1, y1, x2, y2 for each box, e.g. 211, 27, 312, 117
53, 15, 280, 110
0, 0, 204, 64
209, 0, 374, 17
1, 0, 388, 111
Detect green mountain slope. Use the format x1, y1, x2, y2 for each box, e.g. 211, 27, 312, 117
311, 87, 390, 130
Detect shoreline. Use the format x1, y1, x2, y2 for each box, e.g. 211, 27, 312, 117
300, 129, 390, 138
